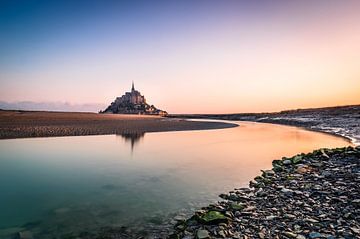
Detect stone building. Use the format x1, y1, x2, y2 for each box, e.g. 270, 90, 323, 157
101, 82, 167, 115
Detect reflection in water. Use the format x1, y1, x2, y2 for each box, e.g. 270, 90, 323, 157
0, 122, 352, 238
118, 132, 145, 151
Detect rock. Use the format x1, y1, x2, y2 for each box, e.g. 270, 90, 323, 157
292, 155, 303, 164
230, 202, 245, 210
283, 231, 297, 238
174, 215, 186, 221
296, 165, 312, 174
182, 236, 193, 239
308, 232, 323, 238
305, 218, 319, 223
168, 233, 181, 239
218, 230, 226, 237
249, 180, 259, 188
263, 169, 275, 177
258, 231, 265, 239
198, 211, 227, 224
0, 227, 25, 238
320, 149, 330, 158
281, 188, 294, 195
196, 229, 210, 239
243, 206, 256, 211
18, 231, 33, 239
284, 214, 296, 219
265, 215, 277, 220
272, 159, 282, 166
350, 227, 360, 234
283, 159, 292, 165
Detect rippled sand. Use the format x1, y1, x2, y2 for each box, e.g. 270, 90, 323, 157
0, 110, 237, 139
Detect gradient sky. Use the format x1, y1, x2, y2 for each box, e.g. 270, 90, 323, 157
1, 0, 360, 113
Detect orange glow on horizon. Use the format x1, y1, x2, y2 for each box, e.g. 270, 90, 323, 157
1, 1, 359, 113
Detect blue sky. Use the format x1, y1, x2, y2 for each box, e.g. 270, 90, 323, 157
1, 0, 360, 113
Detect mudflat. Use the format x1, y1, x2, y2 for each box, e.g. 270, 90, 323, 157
0, 110, 237, 139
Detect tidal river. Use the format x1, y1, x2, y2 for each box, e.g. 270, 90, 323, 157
0, 121, 352, 238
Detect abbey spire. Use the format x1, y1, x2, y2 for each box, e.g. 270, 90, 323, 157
131, 81, 135, 92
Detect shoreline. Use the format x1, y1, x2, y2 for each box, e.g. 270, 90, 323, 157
246, 119, 359, 147
241, 120, 355, 146
167, 104, 360, 146
170, 146, 360, 239
0, 110, 238, 140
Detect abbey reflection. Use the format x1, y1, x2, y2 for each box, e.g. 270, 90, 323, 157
117, 132, 145, 151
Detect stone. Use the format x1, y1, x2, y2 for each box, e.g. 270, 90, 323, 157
174, 215, 186, 221
243, 206, 256, 211
283, 232, 297, 238
196, 229, 210, 239
18, 231, 33, 239
320, 149, 330, 158
263, 169, 275, 177
284, 214, 296, 219
308, 232, 323, 238
265, 215, 277, 220
230, 202, 245, 210
305, 218, 319, 223
281, 188, 293, 195
258, 232, 265, 239
350, 227, 360, 234
296, 165, 312, 174
292, 155, 303, 164
272, 159, 283, 166
218, 230, 226, 237
198, 211, 227, 224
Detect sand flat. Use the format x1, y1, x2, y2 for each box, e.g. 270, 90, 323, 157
0, 110, 237, 139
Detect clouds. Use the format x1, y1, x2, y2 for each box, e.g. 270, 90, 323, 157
0, 101, 106, 112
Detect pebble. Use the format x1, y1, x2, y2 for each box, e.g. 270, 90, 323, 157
283, 231, 297, 238
171, 146, 360, 239
308, 232, 323, 238
196, 229, 210, 239
18, 231, 33, 239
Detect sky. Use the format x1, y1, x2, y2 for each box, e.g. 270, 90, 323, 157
1, 0, 360, 113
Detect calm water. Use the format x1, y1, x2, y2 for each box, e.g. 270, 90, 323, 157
0, 121, 352, 238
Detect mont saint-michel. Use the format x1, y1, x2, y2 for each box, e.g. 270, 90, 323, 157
101, 82, 167, 115
1, 1, 360, 239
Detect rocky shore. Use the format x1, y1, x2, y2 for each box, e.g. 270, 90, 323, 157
169, 146, 360, 239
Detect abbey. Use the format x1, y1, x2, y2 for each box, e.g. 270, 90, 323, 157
101, 82, 167, 115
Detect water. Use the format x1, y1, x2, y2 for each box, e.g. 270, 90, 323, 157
0, 121, 352, 238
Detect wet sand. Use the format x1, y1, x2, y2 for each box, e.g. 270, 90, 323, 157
0, 110, 237, 139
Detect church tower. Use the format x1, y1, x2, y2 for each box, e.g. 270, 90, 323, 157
131, 81, 135, 92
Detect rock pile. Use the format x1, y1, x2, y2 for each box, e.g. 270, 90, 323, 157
170, 146, 360, 239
